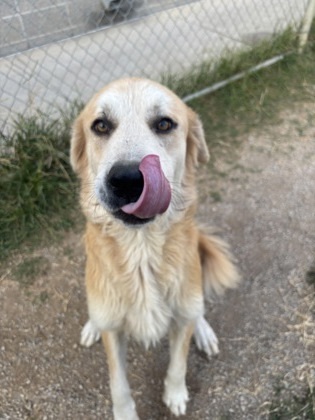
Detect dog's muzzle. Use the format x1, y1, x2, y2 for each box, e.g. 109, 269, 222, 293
105, 155, 171, 221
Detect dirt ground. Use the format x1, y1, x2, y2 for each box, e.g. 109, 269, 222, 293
1, 102, 315, 419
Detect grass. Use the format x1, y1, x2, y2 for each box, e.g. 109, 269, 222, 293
12, 255, 50, 287
164, 25, 315, 158
1, 22, 315, 257
306, 262, 315, 287
0, 103, 82, 259
268, 387, 315, 419
210, 191, 222, 203
192, 49, 315, 147
163, 27, 297, 98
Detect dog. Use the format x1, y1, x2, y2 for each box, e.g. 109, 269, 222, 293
70, 78, 239, 419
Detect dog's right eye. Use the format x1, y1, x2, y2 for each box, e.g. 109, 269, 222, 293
91, 119, 112, 135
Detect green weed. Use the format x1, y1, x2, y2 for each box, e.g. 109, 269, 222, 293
13, 256, 50, 287
32, 290, 49, 305
306, 262, 315, 287
0, 103, 82, 258
162, 25, 315, 160
162, 28, 297, 99
210, 191, 222, 202
268, 388, 315, 419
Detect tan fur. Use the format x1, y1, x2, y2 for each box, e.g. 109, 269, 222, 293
71, 78, 239, 419
199, 231, 240, 298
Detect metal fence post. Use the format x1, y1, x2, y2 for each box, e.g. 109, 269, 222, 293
298, 0, 315, 52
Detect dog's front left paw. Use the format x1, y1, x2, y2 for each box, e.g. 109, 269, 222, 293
163, 380, 189, 416
80, 320, 101, 347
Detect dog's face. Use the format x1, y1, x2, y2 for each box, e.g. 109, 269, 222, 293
71, 78, 209, 226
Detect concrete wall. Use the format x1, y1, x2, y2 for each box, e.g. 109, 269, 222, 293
0, 0, 104, 57
0, 0, 189, 57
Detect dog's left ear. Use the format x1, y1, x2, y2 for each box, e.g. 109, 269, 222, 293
186, 107, 210, 166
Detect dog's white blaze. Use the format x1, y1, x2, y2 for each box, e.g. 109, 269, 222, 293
96, 81, 173, 119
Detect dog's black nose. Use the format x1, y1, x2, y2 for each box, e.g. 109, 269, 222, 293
107, 162, 144, 205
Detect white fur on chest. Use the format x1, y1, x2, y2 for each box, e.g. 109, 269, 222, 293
124, 258, 172, 347
89, 226, 175, 347
121, 229, 173, 347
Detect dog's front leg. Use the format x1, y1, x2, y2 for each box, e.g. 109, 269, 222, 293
163, 321, 194, 416
102, 331, 139, 420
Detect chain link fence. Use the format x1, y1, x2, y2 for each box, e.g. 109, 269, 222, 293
0, 0, 310, 134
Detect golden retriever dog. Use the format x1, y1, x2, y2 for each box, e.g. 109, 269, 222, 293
70, 78, 239, 419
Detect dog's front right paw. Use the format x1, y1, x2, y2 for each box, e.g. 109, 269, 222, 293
80, 320, 101, 347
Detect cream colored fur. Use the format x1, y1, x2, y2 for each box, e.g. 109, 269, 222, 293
71, 78, 239, 419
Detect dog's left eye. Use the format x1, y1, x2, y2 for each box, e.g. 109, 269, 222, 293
91, 119, 112, 135
155, 118, 176, 133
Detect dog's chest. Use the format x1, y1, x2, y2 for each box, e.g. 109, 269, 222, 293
122, 238, 173, 346
88, 226, 190, 346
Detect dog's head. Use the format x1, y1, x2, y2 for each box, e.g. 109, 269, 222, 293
71, 78, 209, 226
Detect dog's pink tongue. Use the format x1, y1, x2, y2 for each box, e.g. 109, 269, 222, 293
121, 154, 171, 219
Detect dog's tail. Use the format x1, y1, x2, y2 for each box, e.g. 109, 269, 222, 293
198, 231, 240, 299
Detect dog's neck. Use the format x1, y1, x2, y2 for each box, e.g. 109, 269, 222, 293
87, 203, 197, 248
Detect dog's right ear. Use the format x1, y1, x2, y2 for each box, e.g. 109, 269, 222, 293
70, 114, 87, 175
